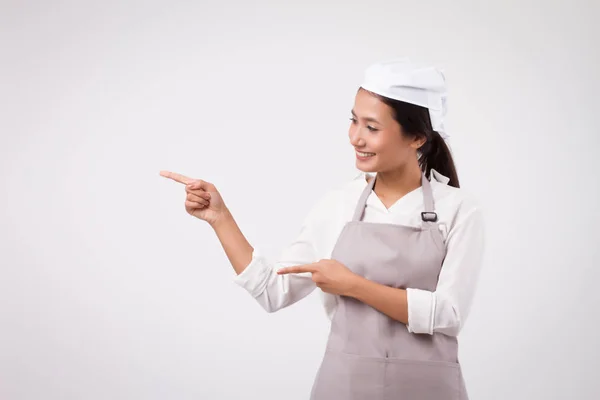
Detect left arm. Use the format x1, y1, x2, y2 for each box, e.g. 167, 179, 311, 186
277, 261, 412, 323
346, 276, 410, 325
348, 207, 486, 336
278, 207, 485, 336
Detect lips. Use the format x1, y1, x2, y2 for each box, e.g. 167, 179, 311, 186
356, 150, 376, 157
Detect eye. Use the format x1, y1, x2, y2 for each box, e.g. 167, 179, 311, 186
367, 126, 378, 132
349, 117, 357, 123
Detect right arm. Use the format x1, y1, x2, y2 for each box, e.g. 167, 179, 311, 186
159, 170, 323, 313
209, 209, 254, 276
211, 206, 321, 313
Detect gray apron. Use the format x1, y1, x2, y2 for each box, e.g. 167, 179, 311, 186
310, 173, 468, 400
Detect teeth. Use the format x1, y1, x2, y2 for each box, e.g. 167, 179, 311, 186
357, 151, 375, 157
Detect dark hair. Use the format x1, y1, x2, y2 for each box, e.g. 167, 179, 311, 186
368, 91, 460, 188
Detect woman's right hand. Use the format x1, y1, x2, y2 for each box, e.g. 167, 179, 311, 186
159, 170, 229, 226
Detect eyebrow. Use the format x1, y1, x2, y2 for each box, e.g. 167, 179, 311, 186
351, 109, 381, 124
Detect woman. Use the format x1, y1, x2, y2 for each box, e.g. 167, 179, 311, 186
160, 58, 485, 400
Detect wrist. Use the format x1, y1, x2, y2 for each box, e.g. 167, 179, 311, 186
345, 273, 366, 298
210, 208, 233, 230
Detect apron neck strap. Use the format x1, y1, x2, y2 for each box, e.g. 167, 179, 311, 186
420, 172, 438, 223
352, 174, 377, 221
352, 172, 438, 223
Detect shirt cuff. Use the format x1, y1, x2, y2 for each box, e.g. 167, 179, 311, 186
406, 288, 436, 335
232, 249, 272, 298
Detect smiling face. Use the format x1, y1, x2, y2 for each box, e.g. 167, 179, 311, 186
349, 88, 426, 173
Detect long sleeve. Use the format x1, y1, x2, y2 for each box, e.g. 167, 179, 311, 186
232, 197, 328, 313
406, 206, 486, 336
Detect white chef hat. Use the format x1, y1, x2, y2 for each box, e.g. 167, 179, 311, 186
359, 58, 450, 139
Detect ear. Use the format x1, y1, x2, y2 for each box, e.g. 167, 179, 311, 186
410, 135, 427, 150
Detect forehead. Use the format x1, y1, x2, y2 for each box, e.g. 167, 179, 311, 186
353, 89, 393, 119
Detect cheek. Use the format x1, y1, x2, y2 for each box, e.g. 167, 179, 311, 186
374, 134, 412, 161
371, 132, 397, 152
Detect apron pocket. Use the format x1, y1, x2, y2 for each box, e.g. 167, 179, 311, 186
311, 350, 386, 400
384, 357, 460, 400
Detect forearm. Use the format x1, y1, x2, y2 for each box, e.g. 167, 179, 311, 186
210, 209, 254, 275
227, 210, 321, 313
347, 275, 409, 325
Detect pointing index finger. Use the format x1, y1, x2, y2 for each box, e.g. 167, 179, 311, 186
277, 264, 319, 275
159, 170, 193, 185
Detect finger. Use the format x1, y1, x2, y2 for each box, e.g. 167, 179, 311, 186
187, 179, 210, 191
185, 200, 206, 209
186, 193, 209, 206
277, 264, 319, 275
187, 191, 211, 201
185, 186, 210, 197
160, 170, 193, 185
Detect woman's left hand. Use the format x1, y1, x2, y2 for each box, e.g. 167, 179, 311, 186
277, 259, 360, 296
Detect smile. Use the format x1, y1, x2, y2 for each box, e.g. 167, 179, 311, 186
356, 151, 376, 157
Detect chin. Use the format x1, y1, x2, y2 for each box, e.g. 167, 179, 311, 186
355, 162, 378, 173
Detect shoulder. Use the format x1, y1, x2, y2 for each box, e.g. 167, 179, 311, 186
430, 177, 484, 230
432, 181, 479, 209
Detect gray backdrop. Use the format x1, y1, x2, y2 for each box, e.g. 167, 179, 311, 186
1, 0, 599, 399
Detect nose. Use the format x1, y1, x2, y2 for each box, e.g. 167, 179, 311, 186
349, 129, 366, 147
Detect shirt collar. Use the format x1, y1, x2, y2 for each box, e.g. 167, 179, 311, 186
430, 168, 450, 184
353, 168, 450, 185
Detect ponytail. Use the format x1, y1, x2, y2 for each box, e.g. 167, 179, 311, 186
363, 89, 460, 188
419, 130, 460, 188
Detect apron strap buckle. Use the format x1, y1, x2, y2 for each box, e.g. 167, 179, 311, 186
421, 211, 438, 222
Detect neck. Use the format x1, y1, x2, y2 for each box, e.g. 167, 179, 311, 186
372, 162, 423, 200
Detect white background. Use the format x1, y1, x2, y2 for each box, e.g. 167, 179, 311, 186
1, 0, 599, 399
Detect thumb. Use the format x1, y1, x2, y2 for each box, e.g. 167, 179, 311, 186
187, 179, 213, 191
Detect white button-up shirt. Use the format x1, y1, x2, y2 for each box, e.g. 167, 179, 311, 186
233, 169, 485, 337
